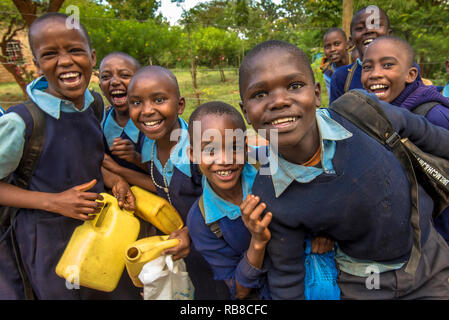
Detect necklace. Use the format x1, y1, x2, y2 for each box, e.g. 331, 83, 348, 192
150, 141, 172, 205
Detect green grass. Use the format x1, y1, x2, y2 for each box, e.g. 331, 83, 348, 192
0, 68, 329, 122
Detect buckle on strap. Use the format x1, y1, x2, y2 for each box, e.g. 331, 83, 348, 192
386, 132, 401, 148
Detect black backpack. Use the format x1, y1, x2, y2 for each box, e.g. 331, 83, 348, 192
0, 91, 104, 299
330, 90, 449, 275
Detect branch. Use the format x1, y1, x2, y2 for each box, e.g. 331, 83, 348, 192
12, 0, 38, 27
48, 0, 66, 13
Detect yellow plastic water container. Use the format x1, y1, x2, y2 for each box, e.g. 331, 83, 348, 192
125, 235, 180, 287
55, 193, 140, 292
131, 186, 184, 235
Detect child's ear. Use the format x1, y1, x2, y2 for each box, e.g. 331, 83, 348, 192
186, 145, 195, 163
33, 58, 43, 77
406, 66, 418, 84
178, 97, 186, 115
90, 49, 97, 68
239, 101, 251, 125
314, 82, 321, 107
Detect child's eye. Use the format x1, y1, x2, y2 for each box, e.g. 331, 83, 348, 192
155, 97, 165, 104
252, 91, 267, 99
100, 74, 111, 80
130, 100, 141, 106
362, 65, 372, 71
41, 51, 56, 58
288, 82, 303, 90
383, 63, 394, 69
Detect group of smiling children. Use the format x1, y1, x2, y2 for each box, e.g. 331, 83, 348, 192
1, 6, 449, 300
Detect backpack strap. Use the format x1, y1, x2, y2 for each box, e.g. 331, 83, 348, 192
330, 90, 422, 276
89, 90, 105, 123
344, 63, 358, 93
9, 99, 45, 300
198, 196, 223, 238
412, 102, 439, 117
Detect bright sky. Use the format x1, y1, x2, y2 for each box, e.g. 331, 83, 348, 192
158, 0, 282, 25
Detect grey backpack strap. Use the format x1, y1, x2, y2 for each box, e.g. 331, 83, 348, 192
344, 63, 358, 93
89, 90, 105, 123
198, 196, 222, 238
330, 90, 422, 275
412, 102, 439, 117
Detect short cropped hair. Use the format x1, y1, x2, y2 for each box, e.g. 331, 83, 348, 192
29, 12, 92, 57
100, 52, 141, 70
129, 65, 180, 97
350, 6, 390, 35
323, 28, 347, 41
188, 101, 247, 144
239, 40, 314, 99
371, 36, 415, 68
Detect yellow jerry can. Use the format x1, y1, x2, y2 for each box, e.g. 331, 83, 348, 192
125, 235, 179, 287
130, 186, 184, 235
55, 193, 140, 292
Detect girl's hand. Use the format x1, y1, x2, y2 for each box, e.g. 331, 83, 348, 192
49, 179, 103, 221
111, 177, 136, 211
102, 153, 123, 174
110, 138, 141, 164
311, 236, 335, 254
240, 194, 272, 248
162, 226, 191, 261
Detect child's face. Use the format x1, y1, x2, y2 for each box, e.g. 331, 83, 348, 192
189, 114, 246, 195
31, 19, 96, 107
240, 49, 320, 150
361, 41, 418, 103
350, 10, 391, 59
128, 72, 185, 141
323, 31, 349, 66
99, 55, 138, 111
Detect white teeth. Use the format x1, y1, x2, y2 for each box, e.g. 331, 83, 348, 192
111, 90, 126, 95
369, 84, 388, 90
364, 39, 374, 45
216, 170, 232, 177
271, 117, 296, 125
59, 72, 80, 79
144, 120, 162, 127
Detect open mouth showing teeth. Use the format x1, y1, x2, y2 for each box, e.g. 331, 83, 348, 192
59, 72, 81, 85
369, 84, 389, 97
363, 39, 374, 46
110, 90, 127, 104
216, 170, 233, 177
269, 117, 297, 126
144, 119, 163, 127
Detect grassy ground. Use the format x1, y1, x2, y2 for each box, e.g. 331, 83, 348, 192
0, 68, 329, 124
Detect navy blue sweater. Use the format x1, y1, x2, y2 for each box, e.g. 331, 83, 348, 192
253, 102, 449, 300
329, 62, 363, 105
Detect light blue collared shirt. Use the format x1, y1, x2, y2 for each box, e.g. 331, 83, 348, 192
0, 105, 4, 116
202, 163, 258, 224
141, 117, 191, 185
102, 107, 140, 148
443, 81, 449, 98
268, 108, 353, 198
0, 76, 102, 179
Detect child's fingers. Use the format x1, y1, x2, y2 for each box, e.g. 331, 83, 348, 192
249, 202, 267, 222
81, 192, 104, 201
259, 211, 272, 229
73, 179, 97, 192
241, 195, 261, 217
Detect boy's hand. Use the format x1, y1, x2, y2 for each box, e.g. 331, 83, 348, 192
111, 177, 136, 211
311, 236, 335, 254
50, 179, 104, 221
102, 153, 122, 174
110, 138, 141, 164
163, 226, 190, 261
240, 194, 272, 248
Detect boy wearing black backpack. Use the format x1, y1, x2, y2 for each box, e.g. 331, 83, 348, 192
0, 13, 139, 299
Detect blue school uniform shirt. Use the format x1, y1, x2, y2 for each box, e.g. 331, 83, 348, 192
329, 59, 363, 105
267, 108, 404, 278
0, 76, 104, 180
140, 117, 191, 185
103, 107, 140, 149
443, 81, 449, 98
0, 105, 5, 116
323, 63, 336, 97
187, 163, 270, 299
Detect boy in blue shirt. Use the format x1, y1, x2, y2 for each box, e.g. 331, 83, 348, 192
99, 52, 147, 174
329, 6, 391, 104
0, 13, 138, 299
321, 28, 350, 96
239, 39, 449, 299
186, 101, 272, 300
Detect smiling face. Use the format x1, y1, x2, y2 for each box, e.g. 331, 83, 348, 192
240, 48, 321, 163
30, 18, 96, 109
190, 113, 246, 198
323, 31, 349, 67
128, 70, 185, 142
362, 40, 418, 103
350, 9, 391, 59
99, 55, 139, 111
